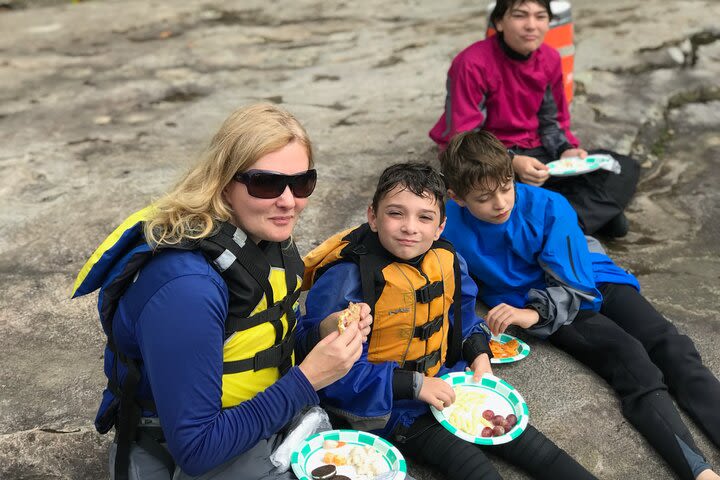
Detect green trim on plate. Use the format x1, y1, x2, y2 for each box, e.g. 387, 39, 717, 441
481, 377, 498, 389
431, 372, 530, 446
291, 429, 407, 480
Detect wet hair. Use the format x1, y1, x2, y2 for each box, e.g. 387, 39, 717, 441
371, 162, 447, 221
145, 103, 312, 247
439, 130, 514, 199
490, 0, 553, 26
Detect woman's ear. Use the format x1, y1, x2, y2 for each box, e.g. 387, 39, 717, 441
447, 189, 466, 207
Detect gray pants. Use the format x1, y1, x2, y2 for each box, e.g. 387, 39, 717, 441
109, 434, 296, 480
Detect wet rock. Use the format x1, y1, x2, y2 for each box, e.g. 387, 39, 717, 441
1, 1, 719, 479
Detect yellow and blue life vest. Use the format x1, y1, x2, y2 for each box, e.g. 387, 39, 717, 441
72, 207, 303, 452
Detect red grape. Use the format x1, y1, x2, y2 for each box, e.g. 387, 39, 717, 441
482, 409, 494, 420
481, 427, 493, 438
492, 415, 505, 426
506, 414, 517, 428
492, 425, 505, 436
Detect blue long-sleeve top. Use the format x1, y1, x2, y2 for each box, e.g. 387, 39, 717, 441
442, 183, 639, 338
106, 249, 319, 476
295, 252, 489, 438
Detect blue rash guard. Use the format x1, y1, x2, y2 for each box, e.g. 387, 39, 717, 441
442, 183, 640, 338
99, 248, 319, 476
295, 253, 490, 438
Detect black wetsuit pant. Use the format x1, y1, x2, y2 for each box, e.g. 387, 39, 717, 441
516, 147, 641, 235
548, 283, 720, 480
393, 415, 596, 480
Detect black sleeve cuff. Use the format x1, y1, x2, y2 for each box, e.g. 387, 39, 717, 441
463, 333, 493, 362
392, 369, 416, 400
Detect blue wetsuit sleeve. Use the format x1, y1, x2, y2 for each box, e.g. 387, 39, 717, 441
526, 196, 601, 337
298, 263, 397, 428
136, 275, 319, 476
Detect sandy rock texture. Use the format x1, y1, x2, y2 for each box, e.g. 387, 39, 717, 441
1, 0, 719, 479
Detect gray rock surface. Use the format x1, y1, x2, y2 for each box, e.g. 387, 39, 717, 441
1, 0, 719, 479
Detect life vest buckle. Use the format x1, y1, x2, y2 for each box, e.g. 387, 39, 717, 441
413, 315, 444, 341
415, 281, 444, 304
401, 349, 441, 373
253, 330, 295, 371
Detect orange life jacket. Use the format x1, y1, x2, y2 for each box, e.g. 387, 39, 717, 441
303, 224, 462, 376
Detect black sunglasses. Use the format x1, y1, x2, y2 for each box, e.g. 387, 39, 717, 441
233, 168, 317, 199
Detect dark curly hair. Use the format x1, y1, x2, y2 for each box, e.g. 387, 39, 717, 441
371, 162, 447, 221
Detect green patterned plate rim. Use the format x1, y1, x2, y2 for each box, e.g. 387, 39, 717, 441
547, 154, 612, 176
490, 333, 531, 364
430, 372, 529, 446
290, 429, 406, 480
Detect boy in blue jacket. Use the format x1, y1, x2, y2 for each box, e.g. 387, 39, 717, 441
440, 129, 720, 480
297, 163, 596, 479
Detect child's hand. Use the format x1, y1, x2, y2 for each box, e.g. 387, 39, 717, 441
486, 304, 540, 336
466, 353, 492, 382
418, 376, 456, 411
355, 302, 373, 343
512, 155, 549, 187
560, 148, 588, 159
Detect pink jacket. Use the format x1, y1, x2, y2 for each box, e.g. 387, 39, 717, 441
430, 35, 579, 154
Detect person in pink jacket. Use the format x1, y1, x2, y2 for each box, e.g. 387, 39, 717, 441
430, 0, 639, 238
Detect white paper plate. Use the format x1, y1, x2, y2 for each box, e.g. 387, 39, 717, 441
490, 333, 531, 364
291, 429, 406, 480
431, 372, 529, 445
547, 154, 615, 176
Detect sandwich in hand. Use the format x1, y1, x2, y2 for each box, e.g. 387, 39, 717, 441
337, 302, 361, 333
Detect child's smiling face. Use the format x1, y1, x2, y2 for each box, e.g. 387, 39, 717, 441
450, 180, 516, 224
368, 185, 446, 260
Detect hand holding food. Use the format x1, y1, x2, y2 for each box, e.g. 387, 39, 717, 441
337, 302, 362, 333
512, 155, 550, 186
299, 322, 362, 390
485, 303, 540, 336
319, 302, 372, 342
418, 375, 456, 410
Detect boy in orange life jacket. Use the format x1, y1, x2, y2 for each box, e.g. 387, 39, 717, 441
296, 163, 596, 480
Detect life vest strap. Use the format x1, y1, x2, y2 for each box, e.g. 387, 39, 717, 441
401, 349, 441, 373
135, 426, 174, 477
106, 343, 157, 413
413, 315, 444, 341
114, 356, 142, 480
415, 281, 444, 304
224, 289, 300, 335
223, 330, 295, 375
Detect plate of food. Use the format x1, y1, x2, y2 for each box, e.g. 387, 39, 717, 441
546, 154, 619, 176
430, 372, 529, 445
489, 333, 530, 364
291, 429, 406, 480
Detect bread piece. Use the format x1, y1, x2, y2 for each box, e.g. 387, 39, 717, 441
337, 302, 362, 333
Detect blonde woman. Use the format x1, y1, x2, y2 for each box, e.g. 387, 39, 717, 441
73, 104, 372, 480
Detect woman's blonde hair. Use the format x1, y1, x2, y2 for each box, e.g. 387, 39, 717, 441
144, 103, 313, 247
